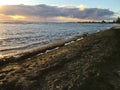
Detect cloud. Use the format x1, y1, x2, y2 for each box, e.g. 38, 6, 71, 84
0, 4, 114, 21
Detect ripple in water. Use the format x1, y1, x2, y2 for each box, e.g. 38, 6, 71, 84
0, 22, 117, 58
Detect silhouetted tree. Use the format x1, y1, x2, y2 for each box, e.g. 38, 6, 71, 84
113, 20, 116, 23
101, 20, 106, 23
116, 17, 120, 23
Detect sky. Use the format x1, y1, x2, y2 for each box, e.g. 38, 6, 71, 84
0, 0, 119, 22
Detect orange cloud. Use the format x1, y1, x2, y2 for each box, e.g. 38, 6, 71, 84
0, 14, 11, 21
0, 14, 26, 21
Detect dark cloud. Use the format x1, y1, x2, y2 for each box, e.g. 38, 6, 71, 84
0, 4, 114, 21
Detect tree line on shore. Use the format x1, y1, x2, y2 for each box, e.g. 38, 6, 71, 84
101, 17, 120, 24
77, 17, 120, 24
113, 17, 120, 23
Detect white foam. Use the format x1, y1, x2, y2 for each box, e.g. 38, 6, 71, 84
76, 37, 84, 41
70, 41, 75, 43
54, 47, 59, 50
45, 50, 51, 53
64, 42, 71, 46
37, 53, 44, 56
13, 55, 22, 58
97, 30, 100, 32
27, 58, 31, 60
45, 47, 60, 53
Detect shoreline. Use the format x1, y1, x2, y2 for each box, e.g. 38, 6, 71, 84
0, 27, 120, 90
0, 23, 118, 62
0, 31, 88, 66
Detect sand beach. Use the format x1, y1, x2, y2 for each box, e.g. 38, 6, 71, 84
0, 27, 120, 90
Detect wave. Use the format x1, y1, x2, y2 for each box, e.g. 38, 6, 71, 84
0, 35, 84, 66
0, 40, 49, 52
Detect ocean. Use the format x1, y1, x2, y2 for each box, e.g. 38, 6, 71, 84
0, 22, 117, 59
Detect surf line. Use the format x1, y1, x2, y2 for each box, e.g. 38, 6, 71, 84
0, 37, 84, 66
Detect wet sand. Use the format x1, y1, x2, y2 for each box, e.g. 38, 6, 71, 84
0, 27, 120, 90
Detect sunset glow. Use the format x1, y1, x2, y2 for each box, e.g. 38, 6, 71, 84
0, 0, 119, 22
10, 15, 26, 20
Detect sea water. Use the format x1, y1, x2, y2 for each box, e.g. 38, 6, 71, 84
0, 22, 117, 58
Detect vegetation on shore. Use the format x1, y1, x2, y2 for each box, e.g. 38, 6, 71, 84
77, 17, 120, 24
105, 17, 120, 23
116, 17, 120, 23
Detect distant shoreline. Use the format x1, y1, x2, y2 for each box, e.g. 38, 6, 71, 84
0, 21, 119, 24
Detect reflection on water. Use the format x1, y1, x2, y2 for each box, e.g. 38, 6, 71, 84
0, 22, 117, 58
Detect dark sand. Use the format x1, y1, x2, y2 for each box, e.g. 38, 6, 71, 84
0, 27, 120, 90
